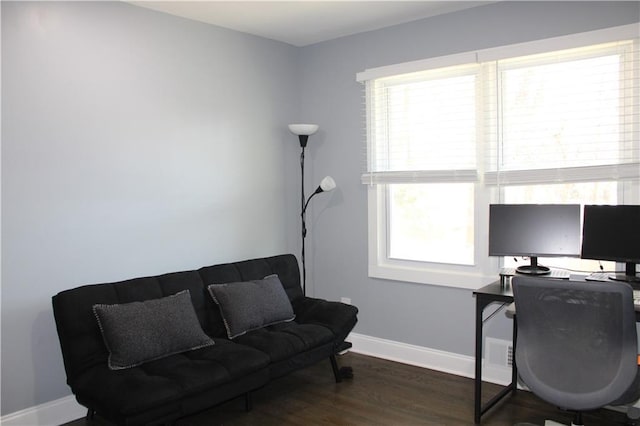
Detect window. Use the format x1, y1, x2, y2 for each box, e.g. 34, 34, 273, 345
358, 25, 640, 289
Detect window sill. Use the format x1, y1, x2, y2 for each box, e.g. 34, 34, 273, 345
369, 261, 497, 290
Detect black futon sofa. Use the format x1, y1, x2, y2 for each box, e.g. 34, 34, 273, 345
52, 254, 358, 425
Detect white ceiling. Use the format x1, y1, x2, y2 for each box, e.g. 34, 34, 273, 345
128, 1, 492, 47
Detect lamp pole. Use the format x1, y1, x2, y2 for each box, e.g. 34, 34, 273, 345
300, 142, 308, 294
288, 124, 335, 296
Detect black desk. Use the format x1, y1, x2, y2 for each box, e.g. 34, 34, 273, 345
473, 278, 640, 424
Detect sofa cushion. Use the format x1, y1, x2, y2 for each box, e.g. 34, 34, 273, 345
207, 275, 295, 339
93, 290, 215, 370
234, 321, 335, 363
72, 339, 270, 417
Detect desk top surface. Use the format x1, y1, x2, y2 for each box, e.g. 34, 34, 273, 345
475, 277, 640, 313
475, 273, 602, 297
474, 280, 514, 299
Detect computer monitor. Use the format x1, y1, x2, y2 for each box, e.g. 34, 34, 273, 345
581, 205, 640, 283
489, 204, 582, 275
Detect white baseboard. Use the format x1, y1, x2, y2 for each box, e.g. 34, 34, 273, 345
1, 395, 86, 426
2, 333, 510, 426
347, 332, 513, 385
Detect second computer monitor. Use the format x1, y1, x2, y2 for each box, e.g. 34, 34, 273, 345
581, 205, 640, 282
489, 204, 582, 275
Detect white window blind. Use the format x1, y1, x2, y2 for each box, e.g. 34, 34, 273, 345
361, 63, 480, 185
485, 40, 640, 186
359, 25, 640, 188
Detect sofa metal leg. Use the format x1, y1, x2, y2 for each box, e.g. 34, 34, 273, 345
330, 354, 342, 383
330, 354, 354, 383
86, 408, 95, 421
245, 392, 252, 412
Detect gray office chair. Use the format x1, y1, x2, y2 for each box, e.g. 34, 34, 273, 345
512, 276, 640, 426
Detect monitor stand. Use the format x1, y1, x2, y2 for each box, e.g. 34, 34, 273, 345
609, 262, 640, 283
516, 257, 551, 276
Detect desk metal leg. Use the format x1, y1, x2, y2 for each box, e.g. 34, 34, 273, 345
511, 316, 518, 394
474, 296, 484, 424
474, 295, 518, 424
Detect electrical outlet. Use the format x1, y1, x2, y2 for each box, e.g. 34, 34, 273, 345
341, 297, 351, 305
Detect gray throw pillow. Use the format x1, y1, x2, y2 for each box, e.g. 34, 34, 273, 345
208, 274, 295, 339
93, 290, 215, 370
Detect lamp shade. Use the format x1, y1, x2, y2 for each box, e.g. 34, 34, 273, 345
319, 176, 336, 192
288, 124, 319, 136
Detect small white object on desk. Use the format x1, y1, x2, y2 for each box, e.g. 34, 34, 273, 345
585, 272, 611, 282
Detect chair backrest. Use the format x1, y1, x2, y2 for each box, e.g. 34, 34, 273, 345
512, 276, 638, 412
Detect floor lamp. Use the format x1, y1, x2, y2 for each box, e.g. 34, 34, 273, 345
288, 124, 336, 296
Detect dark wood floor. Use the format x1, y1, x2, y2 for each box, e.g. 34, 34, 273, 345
65, 352, 630, 426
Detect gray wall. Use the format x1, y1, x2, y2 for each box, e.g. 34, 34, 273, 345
299, 1, 640, 354
1, 1, 301, 415
2, 0, 639, 418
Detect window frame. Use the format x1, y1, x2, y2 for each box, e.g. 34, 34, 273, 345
368, 184, 496, 289
360, 24, 640, 290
